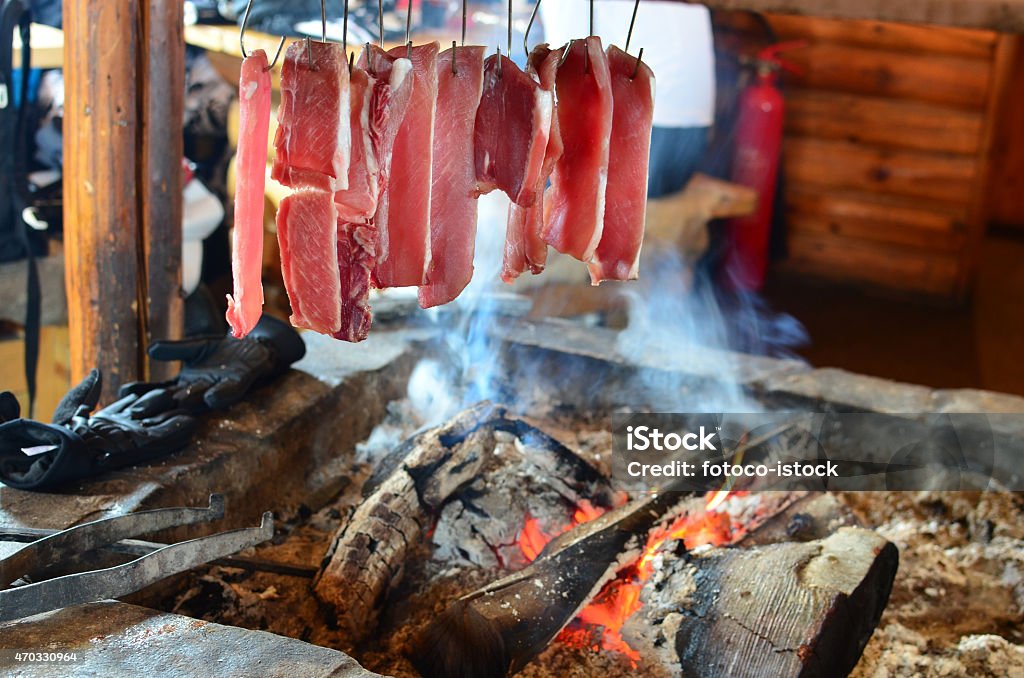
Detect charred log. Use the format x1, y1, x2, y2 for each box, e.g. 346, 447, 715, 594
411, 489, 693, 678
313, 403, 614, 642
624, 527, 898, 678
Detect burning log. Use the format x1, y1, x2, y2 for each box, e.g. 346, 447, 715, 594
623, 527, 898, 677
313, 403, 615, 642
410, 489, 693, 678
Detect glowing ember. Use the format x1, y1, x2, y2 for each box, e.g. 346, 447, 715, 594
516, 490, 747, 667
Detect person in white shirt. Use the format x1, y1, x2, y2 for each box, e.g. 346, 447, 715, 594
539, 0, 716, 197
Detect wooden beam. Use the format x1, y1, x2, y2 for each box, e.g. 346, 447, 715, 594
63, 0, 185, 398
63, 0, 144, 401
140, 0, 185, 380
691, 0, 1024, 34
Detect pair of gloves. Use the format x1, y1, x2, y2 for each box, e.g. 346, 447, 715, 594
0, 315, 305, 491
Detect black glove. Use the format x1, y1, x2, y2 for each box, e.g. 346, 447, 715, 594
119, 313, 306, 418
0, 370, 197, 491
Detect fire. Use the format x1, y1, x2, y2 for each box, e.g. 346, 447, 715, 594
516, 489, 746, 667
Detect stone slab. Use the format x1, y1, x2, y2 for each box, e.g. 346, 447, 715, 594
0, 601, 384, 678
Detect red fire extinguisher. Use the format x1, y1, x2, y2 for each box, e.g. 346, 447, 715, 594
723, 41, 806, 292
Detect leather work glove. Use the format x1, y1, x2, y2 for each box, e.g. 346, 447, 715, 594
0, 370, 197, 491
119, 313, 306, 417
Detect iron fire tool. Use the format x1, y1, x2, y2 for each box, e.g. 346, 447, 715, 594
0, 494, 273, 624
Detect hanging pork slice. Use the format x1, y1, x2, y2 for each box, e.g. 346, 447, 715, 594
474, 52, 552, 207
226, 49, 272, 338
419, 44, 486, 309
333, 54, 414, 342
272, 40, 351, 191
542, 36, 613, 262
502, 44, 563, 283
363, 42, 439, 288
277, 188, 342, 334
588, 46, 655, 283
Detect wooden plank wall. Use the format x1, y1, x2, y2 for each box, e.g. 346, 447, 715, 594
714, 13, 1018, 298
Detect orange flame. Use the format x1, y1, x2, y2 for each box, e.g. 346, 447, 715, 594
516, 489, 745, 667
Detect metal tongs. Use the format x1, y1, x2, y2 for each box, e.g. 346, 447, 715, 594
0, 494, 273, 623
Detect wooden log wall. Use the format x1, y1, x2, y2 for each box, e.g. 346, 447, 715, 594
715, 13, 1022, 298
63, 0, 185, 400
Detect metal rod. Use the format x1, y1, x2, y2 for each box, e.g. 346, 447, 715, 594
507, 0, 512, 58
524, 0, 541, 59
452, 40, 458, 74
497, 45, 503, 76
625, 0, 640, 54
0, 528, 319, 578
321, 0, 327, 41
406, 0, 413, 56
343, 0, 349, 50
557, 38, 574, 68
462, 0, 467, 46
631, 46, 644, 79
378, 0, 384, 47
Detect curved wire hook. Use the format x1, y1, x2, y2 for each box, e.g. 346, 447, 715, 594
625, 0, 640, 54
524, 0, 541, 59
240, 0, 286, 70
405, 0, 413, 58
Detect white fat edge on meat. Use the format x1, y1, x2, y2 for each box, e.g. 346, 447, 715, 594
583, 40, 612, 262
420, 53, 439, 280
333, 60, 352, 191
533, 87, 554, 156
360, 72, 379, 201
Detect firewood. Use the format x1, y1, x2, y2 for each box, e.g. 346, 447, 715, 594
411, 489, 694, 678
313, 403, 613, 642
623, 527, 898, 677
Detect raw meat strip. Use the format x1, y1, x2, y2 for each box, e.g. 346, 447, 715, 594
474, 53, 552, 207
542, 37, 613, 262
368, 42, 439, 288
226, 49, 271, 338
272, 40, 350, 191
502, 45, 563, 283
332, 55, 414, 342
352, 46, 415, 212
419, 45, 486, 309
334, 66, 377, 221
277, 188, 341, 334
334, 218, 377, 341
589, 46, 655, 284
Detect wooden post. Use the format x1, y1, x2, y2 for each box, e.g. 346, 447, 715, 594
63, 0, 185, 399
63, 1, 144, 401
140, 0, 185, 381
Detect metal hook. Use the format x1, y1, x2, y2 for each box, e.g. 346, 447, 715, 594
343, 0, 349, 52
461, 0, 467, 47
557, 39, 574, 68
631, 46, 644, 79
405, 0, 413, 58
524, 0, 541, 59
507, 0, 512, 60
584, 0, 593, 73
240, 0, 286, 70
625, 0, 640, 54
377, 0, 383, 48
